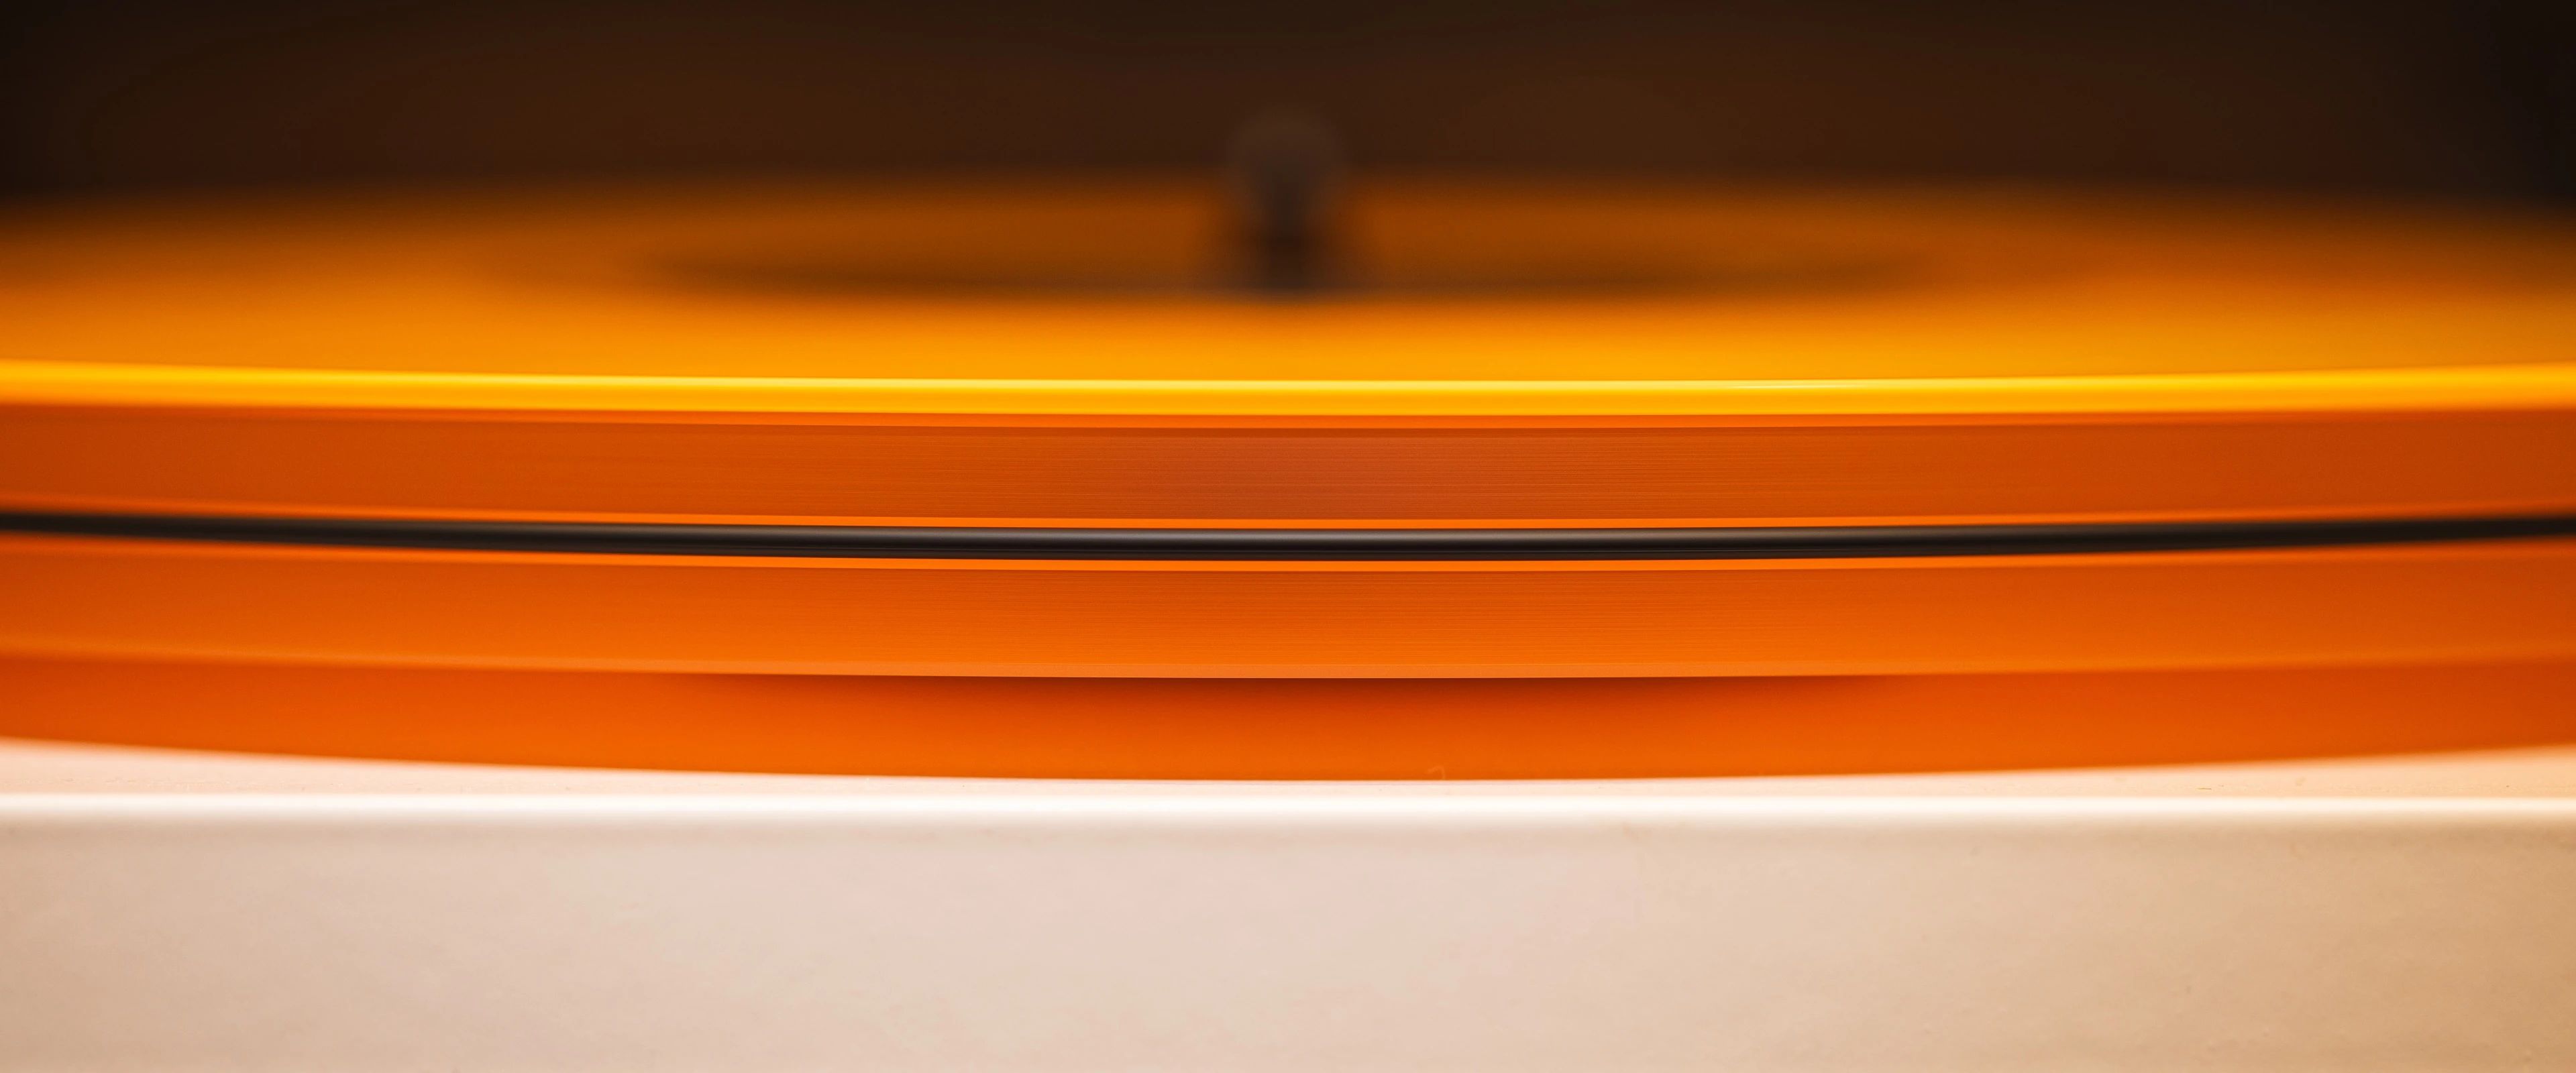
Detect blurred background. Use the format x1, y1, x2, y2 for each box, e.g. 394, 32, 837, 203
2, 0, 2571, 206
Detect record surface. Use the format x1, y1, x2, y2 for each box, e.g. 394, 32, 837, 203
3, 181, 2573, 679
5, 180, 2576, 412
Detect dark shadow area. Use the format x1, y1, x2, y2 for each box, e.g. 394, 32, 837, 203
2, 1, 2571, 204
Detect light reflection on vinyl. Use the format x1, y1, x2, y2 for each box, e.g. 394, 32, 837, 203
3, 180, 2574, 775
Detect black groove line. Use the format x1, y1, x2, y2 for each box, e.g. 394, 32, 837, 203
4, 510, 2575, 561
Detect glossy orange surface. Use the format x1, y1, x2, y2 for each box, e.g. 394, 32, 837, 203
6, 406, 2575, 528
4, 182, 2576, 416
4, 534, 2572, 676
4, 182, 2573, 773
7, 655, 2574, 779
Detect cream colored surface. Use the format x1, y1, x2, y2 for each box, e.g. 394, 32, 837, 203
5, 737, 2575, 1072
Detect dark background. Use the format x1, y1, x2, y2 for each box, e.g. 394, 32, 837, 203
3, 0, 2572, 204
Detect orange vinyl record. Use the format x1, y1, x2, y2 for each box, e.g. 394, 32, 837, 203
3, 180, 2574, 774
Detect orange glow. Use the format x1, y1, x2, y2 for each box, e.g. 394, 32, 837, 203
5, 656, 2575, 779
6, 182, 2575, 777
3, 534, 2574, 677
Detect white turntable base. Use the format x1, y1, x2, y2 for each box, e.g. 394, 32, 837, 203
5, 736, 2575, 1072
